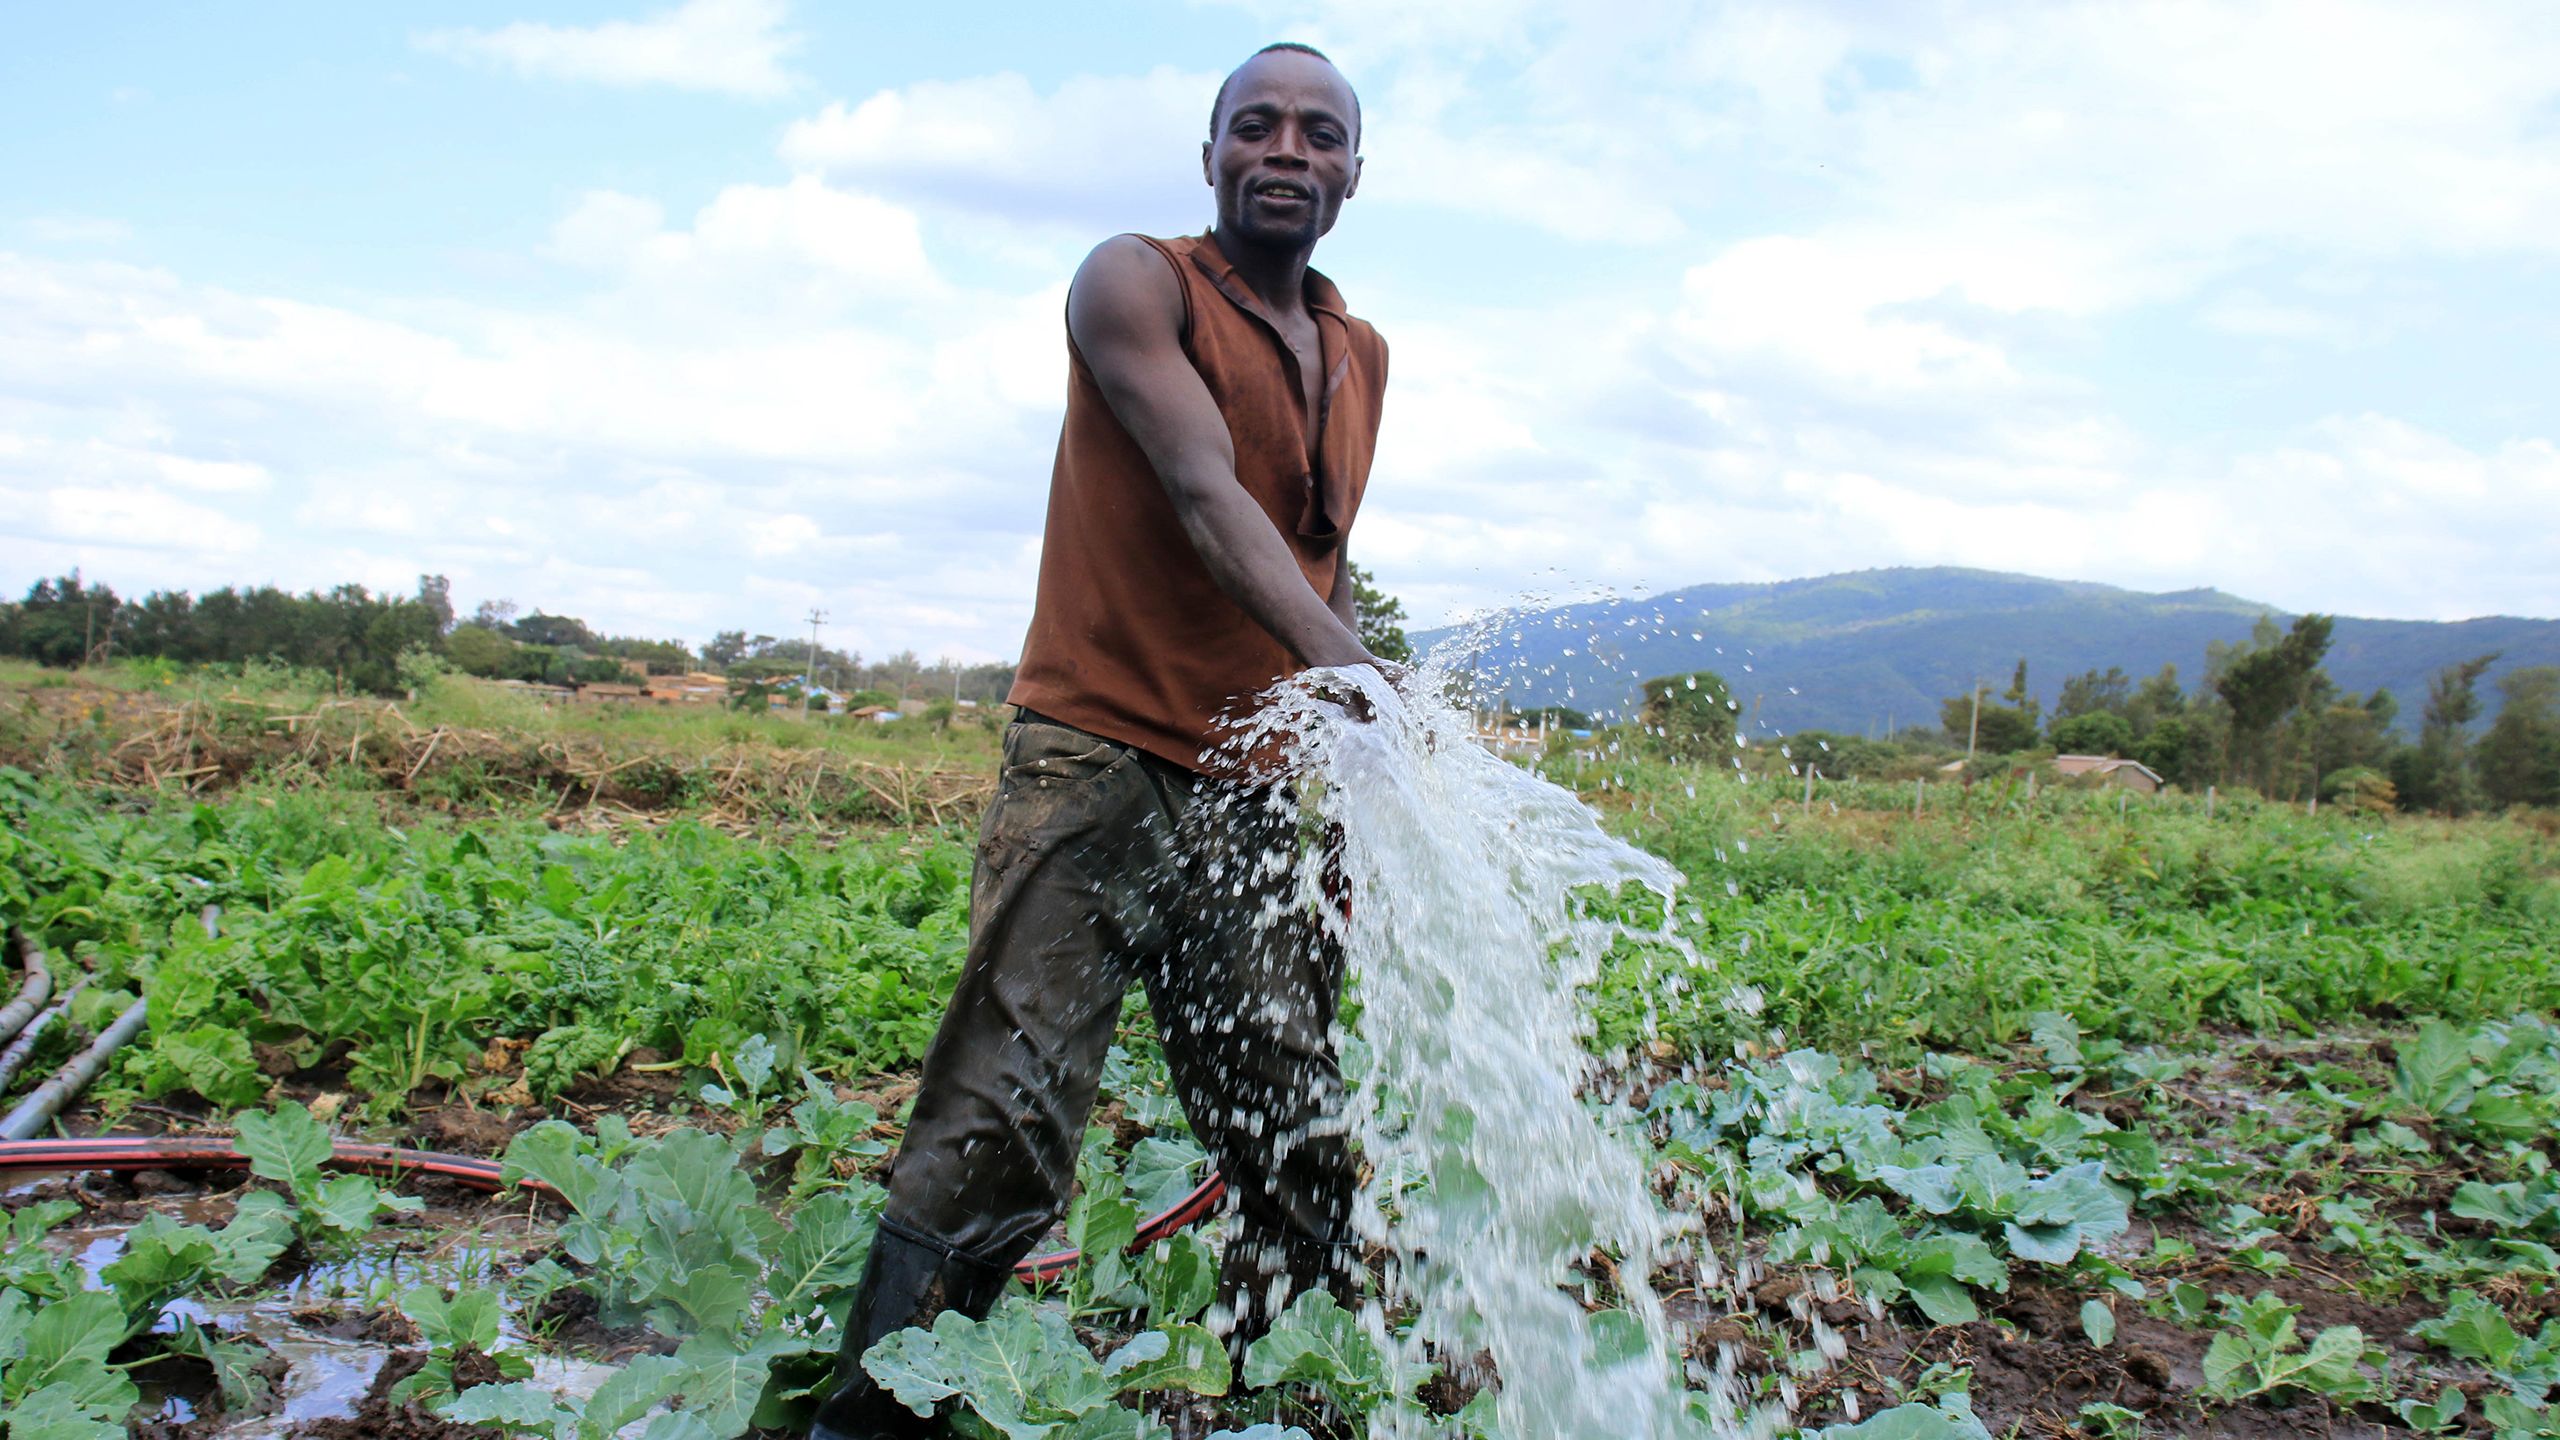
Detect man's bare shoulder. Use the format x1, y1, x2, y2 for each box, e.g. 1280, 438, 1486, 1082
1069, 235, 1185, 340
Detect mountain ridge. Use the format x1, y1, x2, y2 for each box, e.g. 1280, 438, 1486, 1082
1411, 567, 2560, 736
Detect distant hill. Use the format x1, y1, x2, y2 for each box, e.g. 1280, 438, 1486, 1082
1412, 567, 2560, 738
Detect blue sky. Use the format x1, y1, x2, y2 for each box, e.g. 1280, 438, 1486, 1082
4, 0, 2556, 663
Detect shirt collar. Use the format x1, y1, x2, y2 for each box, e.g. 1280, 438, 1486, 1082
1186, 230, 1350, 323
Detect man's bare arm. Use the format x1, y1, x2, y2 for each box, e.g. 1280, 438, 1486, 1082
1068, 236, 1374, 672
1328, 540, 1358, 633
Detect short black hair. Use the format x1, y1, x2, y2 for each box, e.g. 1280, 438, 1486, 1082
1208, 41, 1360, 146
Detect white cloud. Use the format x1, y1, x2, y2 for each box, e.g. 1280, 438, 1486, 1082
415, 0, 800, 99
29, 484, 262, 554
19, 216, 133, 247
779, 63, 1683, 243
548, 177, 940, 308
780, 69, 1217, 234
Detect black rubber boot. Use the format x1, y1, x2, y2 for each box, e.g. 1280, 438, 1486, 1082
808, 1217, 1014, 1440
1211, 1229, 1363, 1360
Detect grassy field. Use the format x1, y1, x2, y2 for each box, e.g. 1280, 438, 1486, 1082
2, 661, 2556, 1438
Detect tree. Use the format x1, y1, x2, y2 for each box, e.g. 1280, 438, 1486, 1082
702, 630, 753, 670
2049, 711, 2136, 757
471, 598, 519, 630
2307, 688, 2397, 793
1640, 670, 1736, 761
2478, 666, 2560, 809
2128, 663, 2187, 738
444, 624, 516, 677
2054, 666, 2132, 722
1941, 671, 2038, 756
3, 573, 124, 667
2213, 613, 2333, 792
2138, 716, 2198, 786
2392, 652, 2499, 814
1348, 562, 1411, 664
593, 636, 696, 674
415, 575, 455, 635
508, 611, 597, 649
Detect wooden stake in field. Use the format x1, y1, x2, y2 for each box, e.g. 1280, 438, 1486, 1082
2207, 784, 2217, 818
1914, 777, 1925, 819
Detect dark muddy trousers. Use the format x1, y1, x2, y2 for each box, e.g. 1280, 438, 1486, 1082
884, 710, 1357, 1321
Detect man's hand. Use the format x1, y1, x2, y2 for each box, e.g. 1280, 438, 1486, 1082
1309, 653, 1410, 723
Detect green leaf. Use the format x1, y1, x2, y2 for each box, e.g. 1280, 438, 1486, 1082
673, 1329, 811, 1440
142, 1025, 265, 1108
2262, 1325, 2375, 1400
2004, 1163, 2129, 1265
1054, 1408, 1157, 1440
233, 1104, 333, 1199
1239, 1292, 1396, 1417
6, 1383, 133, 1440
1123, 1136, 1211, 1216
309, 1174, 390, 1241
864, 1299, 1114, 1438
18, 1291, 126, 1382
1904, 1276, 1979, 1327
0, 1286, 31, 1357
2415, 1292, 2523, 1369
400, 1285, 503, 1354
2393, 1387, 2468, 1433
2482, 1393, 2560, 1438
169, 1320, 272, 1412
2080, 1300, 2115, 1348
1106, 1324, 1230, 1397
575, 1354, 686, 1440
2394, 1020, 2473, 1116
1138, 1232, 1217, 1326
2029, 1011, 2085, 1071
1876, 1164, 1963, 1215
767, 1188, 878, 1318
212, 1191, 296, 1283
437, 1379, 575, 1432
503, 1121, 610, 1217
1817, 1398, 1995, 1440
639, 1414, 721, 1440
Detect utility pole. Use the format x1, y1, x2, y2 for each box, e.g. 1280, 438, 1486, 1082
802, 608, 827, 717
1966, 680, 1983, 760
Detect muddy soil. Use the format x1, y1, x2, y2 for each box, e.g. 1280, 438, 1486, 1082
285, 1349, 493, 1440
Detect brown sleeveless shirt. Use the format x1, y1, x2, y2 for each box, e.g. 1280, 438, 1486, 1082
1007, 232, 1389, 777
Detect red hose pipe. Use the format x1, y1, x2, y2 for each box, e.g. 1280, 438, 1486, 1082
0, 1134, 1225, 1281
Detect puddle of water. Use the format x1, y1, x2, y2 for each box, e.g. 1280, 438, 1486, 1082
25, 1176, 578, 1434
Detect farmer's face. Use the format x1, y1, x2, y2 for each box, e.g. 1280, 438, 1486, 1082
1204, 52, 1361, 249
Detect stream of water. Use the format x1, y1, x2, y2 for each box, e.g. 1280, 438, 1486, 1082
1227, 648, 1757, 1440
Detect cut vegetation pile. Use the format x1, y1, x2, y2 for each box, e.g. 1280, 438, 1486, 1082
1, 676, 996, 830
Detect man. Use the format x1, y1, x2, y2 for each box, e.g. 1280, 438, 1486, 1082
810, 42, 1395, 1440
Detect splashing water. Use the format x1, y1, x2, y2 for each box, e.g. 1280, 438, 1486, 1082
1224, 654, 1745, 1439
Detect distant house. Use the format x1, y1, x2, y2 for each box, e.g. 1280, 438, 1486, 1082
848, 704, 900, 724
2052, 754, 2165, 793
642, 672, 728, 705
574, 681, 646, 704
